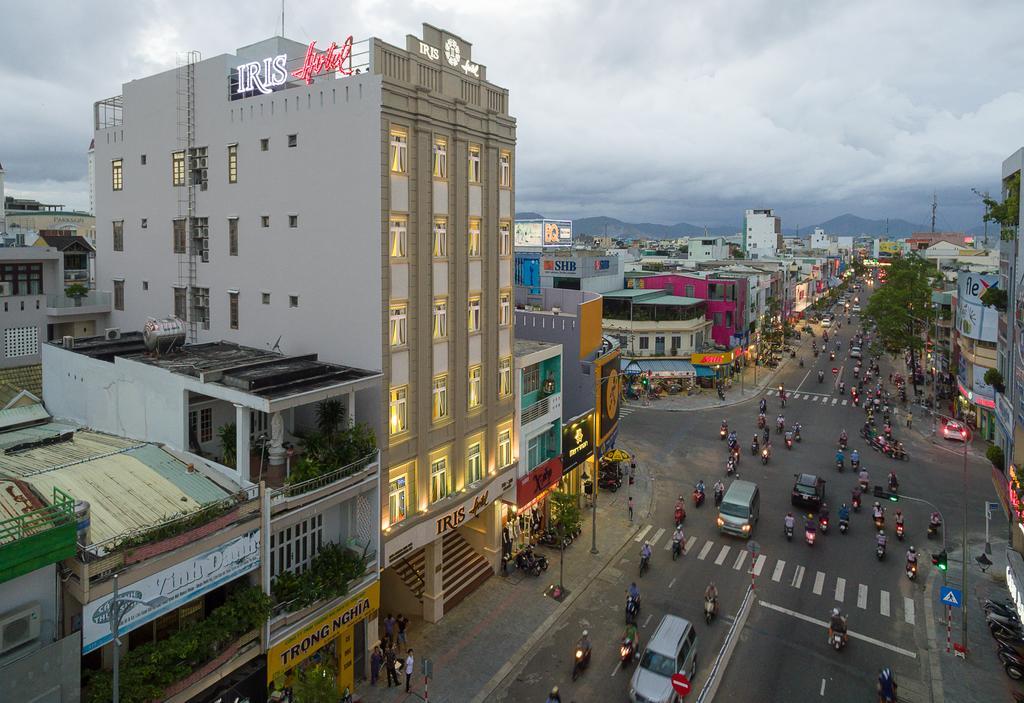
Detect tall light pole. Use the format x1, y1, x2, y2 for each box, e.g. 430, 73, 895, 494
590, 368, 617, 555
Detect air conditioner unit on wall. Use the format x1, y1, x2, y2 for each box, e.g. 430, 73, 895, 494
0, 602, 41, 656
0, 282, 11, 297
105, 327, 121, 341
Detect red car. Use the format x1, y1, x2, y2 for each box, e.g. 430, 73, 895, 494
942, 420, 968, 442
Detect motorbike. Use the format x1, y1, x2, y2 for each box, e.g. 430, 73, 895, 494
819, 515, 830, 534
928, 519, 942, 538
839, 436, 848, 450
720, 426, 727, 441
839, 517, 849, 534
571, 644, 591, 681
874, 515, 885, 531
830, 351, 836, 361
896, 522, 904, 541
751, 440, 759, 456
777, 420, 785, 433
727, 459, 736, 476
906, 560, 918, 580
693, 487, 706, 507
805, 527, 816, 546
761, 446, 771, 465
799, 358, 804, 367
996, 647, 1024, 681
876, 542, 886, 560
674, 504, 686, 524
794, 427, 802, 442
890, 445, 908, 461
851, 457, 860, 471
818, 371, 824, 383
620, 635, 636, 665
785, 522, 794, 541
704, 596, 717, 624
884, 425, 893, 440
785, 433, 794, 450
831, 629, 847, 651
852, 493, 862, 512
639, 554, 650, 577
598, 474, 621, 492
672, 537, 682, 560
839, 383, 845, 395
714, 486, 724, 506
758, 415, 766, 429
515, 548, 543, 576
625, 596, 640, 624
836, 458, 844, 472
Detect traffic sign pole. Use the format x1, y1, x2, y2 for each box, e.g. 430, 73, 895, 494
670, 673, 691, 698
946, 605, 952, 654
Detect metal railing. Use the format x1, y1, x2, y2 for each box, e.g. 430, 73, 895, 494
46, 291, 111, 308
270, 451, 378, 500
520, 397, 551, 425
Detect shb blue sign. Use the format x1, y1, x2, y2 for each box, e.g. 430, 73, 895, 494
940, 586, 962, 608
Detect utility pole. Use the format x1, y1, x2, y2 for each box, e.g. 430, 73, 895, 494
111, 574, 122, 703
931, 192, 938, 233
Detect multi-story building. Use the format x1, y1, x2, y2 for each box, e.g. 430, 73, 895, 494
742, 208, 782, 259
515, 247, 623, 295
91, 24, 516, 625
686, 235, 730, 261
624, 271, 749, 348
4, 197, 96, 246
996, 151, 1023, 503
602, 289, 711, 358
951, 270, 999, 440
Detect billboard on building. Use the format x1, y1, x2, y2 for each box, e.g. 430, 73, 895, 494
515, 219, 572, 248
957, 272, 1000, 342
597, 348, 622, 446
515, 222, 543, 247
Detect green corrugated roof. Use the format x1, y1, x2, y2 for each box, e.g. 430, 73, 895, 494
640, 295, 705, 306
128, 443, 229, 505
603, 289, 663, 299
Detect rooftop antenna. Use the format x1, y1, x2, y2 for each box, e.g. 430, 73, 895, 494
281, 0, 285, 36
931, 191, 937, 233
271, 335, 282, 353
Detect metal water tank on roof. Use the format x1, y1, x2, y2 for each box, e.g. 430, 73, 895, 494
143, 317, 186, 353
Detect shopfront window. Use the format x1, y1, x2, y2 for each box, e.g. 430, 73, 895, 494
430, 457, 449, 503
389, 475, 408, 525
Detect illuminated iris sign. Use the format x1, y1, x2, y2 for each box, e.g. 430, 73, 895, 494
235, 54, 288, 96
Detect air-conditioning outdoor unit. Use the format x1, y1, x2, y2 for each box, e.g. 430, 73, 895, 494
0, 602, 41, 656
62, 336, 75, 349
105, 327, 121, 341
0, 282, 11, 297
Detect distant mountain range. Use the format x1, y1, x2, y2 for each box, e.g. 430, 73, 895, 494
514, 212, 967, 240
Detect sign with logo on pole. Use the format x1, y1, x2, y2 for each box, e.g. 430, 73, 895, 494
670, 672, 691, 697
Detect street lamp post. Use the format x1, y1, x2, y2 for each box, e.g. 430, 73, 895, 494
590, 370, 618, 556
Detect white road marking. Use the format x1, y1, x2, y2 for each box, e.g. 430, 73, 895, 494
880, 590, 890, 617
831, 398, 838, 406
820, 678, 826, 696
813, 571, 825, 595
715, 545, 731, 565
611, 661, 621, 678
857, 584, 868, 610
757, 600, 917, 658
649, 527, 665, 547
834, 577, 846, 603
664, 536, 673, 551
791, 565, 805, 589
821, 396, 829, 403
842, 400, 848, 406
685, 535, 698, 553
904, 597, 915, 625
733, 550, 747, 570
698, 540, 714, 560
772, 560, 786, 582
668, 578, 676, 589
643, 613, 652, 628
752, 554, 767, 576
634, 525, 652, 542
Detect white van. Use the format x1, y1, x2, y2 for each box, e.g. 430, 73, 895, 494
629, 614, 698, 703
717, 479, 760, 538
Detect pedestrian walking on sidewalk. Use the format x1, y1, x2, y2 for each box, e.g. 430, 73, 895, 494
385, 645, 399, 687
384, 613, 395, 641
370, 646, 382, 686
906, 411, 913, 429
405, 649, 415, 692
397, 613, 408, 645
628, 496, 634, 523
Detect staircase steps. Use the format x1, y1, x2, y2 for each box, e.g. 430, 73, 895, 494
440, 530, 492, 612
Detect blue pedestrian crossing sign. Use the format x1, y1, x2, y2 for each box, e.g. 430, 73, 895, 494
940, 586, 962, 608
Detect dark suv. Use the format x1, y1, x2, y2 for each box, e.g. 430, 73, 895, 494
792, 473, 825, 509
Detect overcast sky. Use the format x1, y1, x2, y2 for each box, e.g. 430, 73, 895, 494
2, 0, 1022, 230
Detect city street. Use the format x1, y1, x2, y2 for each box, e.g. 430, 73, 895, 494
492, 286, 1010, 703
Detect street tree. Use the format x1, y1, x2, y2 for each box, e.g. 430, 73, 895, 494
864, 255, 939, 359
550, 490, 581, 595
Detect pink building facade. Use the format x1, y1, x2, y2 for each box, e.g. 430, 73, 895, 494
633, 273, 750, 348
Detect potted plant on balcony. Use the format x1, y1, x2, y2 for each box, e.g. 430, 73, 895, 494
64, 283, 88, 307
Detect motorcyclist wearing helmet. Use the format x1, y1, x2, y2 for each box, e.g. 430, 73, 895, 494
906, 546, 917, 565
546, 686, 562, 703
828, 607, 848, 642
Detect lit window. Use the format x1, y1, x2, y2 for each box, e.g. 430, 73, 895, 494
468, 365, 482, 409
433, 137, 448, 179
112, 159, 123, 191
390, 386, 408, 435
498, 427, 512, 468
227, 144, 238, 183
467, 442, 483, 484
499, 221, 512, 256
171, 151, 185, 186
499, 292, 511, 327
389, 475, 408, 525
433, 218, 448, 258
229, 291, 239, 329
390, 216, 407, 258
468, 144, 481, 183
430, 456, 449, 503
432, 374, 449, 421
468, 218, 481, 257
433, 298, 448, 339
468, 296, 481, 333
390, 128, 408, 174
499, 151, 511, 187
499, 357, 512, 397
389, 304, 407, 347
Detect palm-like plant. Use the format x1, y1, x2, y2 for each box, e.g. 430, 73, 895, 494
217, 423, 237, 468
316, 399, 346, 446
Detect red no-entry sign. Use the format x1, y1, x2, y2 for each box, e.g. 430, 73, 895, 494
832, 367, 839, 375
671, 673, 691, 697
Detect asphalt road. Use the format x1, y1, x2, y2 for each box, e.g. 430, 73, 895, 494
493, 280, 997, 703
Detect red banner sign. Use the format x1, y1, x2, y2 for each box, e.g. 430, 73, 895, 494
517, 456, 563, 508
292, 37, 355, 85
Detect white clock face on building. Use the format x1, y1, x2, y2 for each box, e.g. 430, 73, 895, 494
444, 38, 461, 66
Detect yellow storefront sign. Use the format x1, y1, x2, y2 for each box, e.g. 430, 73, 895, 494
267, 581, 380, 685
690, 351, 734, 366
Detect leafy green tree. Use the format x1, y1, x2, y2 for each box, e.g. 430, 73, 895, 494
292, 663, 340, 703
550, 490, 581, 592
981, 287, 1008, 312
984, 368, 1006, 393
864, 256, 939, 358
981, 171, 1020, 241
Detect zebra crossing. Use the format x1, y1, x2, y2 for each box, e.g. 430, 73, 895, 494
785, 391, 852, 406
633, 526, 916, 624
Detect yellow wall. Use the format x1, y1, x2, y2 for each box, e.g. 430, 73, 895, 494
579, 297, 603, 360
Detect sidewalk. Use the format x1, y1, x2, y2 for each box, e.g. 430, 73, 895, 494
356, 456, 655, 703
924, 537, 1024, 703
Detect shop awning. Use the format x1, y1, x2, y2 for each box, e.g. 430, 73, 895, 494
621, 358, 696, 378
695, 366, 717, 378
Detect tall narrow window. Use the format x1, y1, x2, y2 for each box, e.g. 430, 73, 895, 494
228, 217, 238, 256
227, 144, 238, 183
172, 151, 185, 186
499, 357, 513, 397
468, 218, 481, 258
468, 145, 481, 183
466, 442, 483, 484
433, 298, 448, 339
173, 219, 186, 254
430, 457, 449, 503
498, 427, 513, 468
173, 287, 187, 319
499, 221, 512, 256
432, 218, 448, 258
390, 216, 407, 258
432, 137, 448, 179
113, 280, 124, 310
111, 159, 123, 191
499, 150, 511, 187
389, 303, 407, 347
432, 375, 449, 422
499, 291, 511, 327
228, 291, 239, 329
390, 128, 408, 174
389, 474, 408, 525
468, 365, 482, 409
390, 386, 408, 435
112, 220, 124, 252
468, 296, 481, 333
